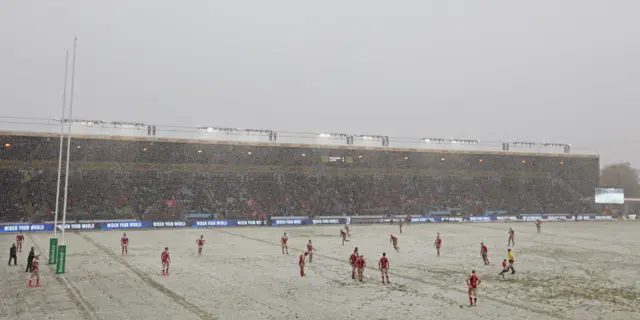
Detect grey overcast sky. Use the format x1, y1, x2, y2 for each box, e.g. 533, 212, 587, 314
1, 1, 638, 166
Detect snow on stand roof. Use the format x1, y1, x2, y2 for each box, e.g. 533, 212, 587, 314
0, 130, 598, 159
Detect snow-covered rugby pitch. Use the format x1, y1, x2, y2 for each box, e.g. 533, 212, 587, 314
1, 221, 638, 320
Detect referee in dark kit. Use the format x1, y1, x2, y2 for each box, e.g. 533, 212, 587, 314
25, 247, 35, 272
8, 243, 17, 266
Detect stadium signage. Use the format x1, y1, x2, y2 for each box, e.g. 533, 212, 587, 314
152, 221, 187, 228
2, 224, 49, 232
521, 216, 543, 221
312, 219, 341, 225
496, 216, 518, 221
103, 222, 145, 229
544, 215, 570, 221
629, 215, 637, 220
236, 220, 267, 226
193, 220, 229, 227
272, 219, 303, 226
57, 223, 96, 230
348, 217, 383, 224
468, 216, 491, 222
441, 217, 463, 222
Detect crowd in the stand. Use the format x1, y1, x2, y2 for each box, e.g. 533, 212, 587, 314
0, 135, 599, 222
1, 170, 592, 222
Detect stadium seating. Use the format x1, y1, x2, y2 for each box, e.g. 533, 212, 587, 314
0, 133, 599, 222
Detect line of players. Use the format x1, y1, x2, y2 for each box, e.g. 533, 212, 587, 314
113, 218, 537, 308
7, 233, 42, 287
119, 232, 204, 276
17, 218, 538, 300
283, 221, 538, 307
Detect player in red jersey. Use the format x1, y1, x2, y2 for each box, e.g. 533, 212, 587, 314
28, 254, 40, 287
349, 247, 359, 279
356, 254, 366, 282
345, 225, 351, 238
306, 240, 314, 263
281, 233, 289, 254
16, 233, 24, 252
398, 218, 403, 234
508, 228, 515, 246
536, 220, 542, 234
161, 247, 171, 276
390, 234, 400, 252
196, 235, 205, 256
434, 233, 442, 257
121, 233, 129, 256
466, 270, 481, 306
379, 252, 390, 284
498, 259, 510, 279
340, 229, 350, 245
299, 252, 308, 277
480, 242, 489, 265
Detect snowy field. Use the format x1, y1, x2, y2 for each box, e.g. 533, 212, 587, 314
1, 221, 639, 320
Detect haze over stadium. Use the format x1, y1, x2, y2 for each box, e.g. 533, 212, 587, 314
1, 1, 640, 320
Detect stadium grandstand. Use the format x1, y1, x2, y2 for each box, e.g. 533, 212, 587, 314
0, 121, 599, 223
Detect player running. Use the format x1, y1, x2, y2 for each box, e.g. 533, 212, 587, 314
121, 233, 129, 256
349, 247, 359, 279
536, 220, 542, 234
508, 228, 515, 246
306, 240, 315, 263
161, 247, 171, 276
480, 242, 490, 265
356, 254, 366, 282
28, 254, 40, 287
390, 234, 400, 252
299, 252, 308, 277
498, 259, 511, 279
281, 233, 289, 254
196, 235, 205, 256
345, 225, 351, 238
16, 232, 24, 252
340, 229, 350, 245
507, 248, 516, 274
434, 233, 442, 257
466, 270, 481, 306
399, 218, 403, 234
379, 252, 390, 284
